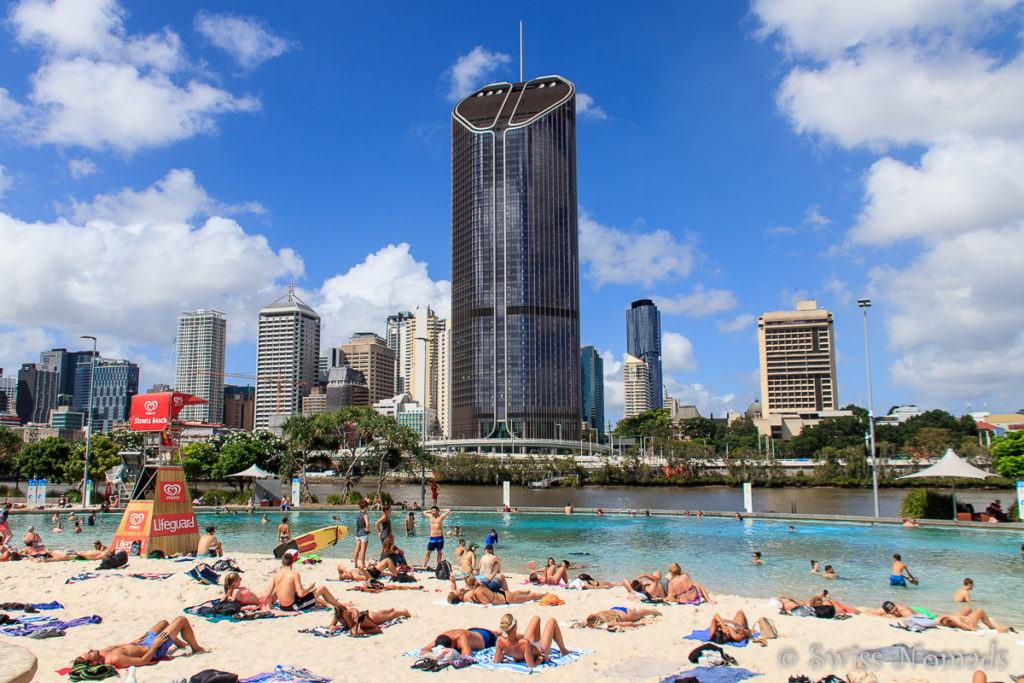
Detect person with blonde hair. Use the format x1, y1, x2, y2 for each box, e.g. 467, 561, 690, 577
585, 606, 661, 629
494, 613, 572, 668
222, 572, 265, 606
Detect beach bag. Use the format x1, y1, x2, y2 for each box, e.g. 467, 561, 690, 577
68, 663, 117, 681
129, 540, 142, 556
756, 616, 778, 639
392, 572, 416, 583
434, 560, 452, 580
146, 549, 165, 559
813, 604, 836, 619
212, 558, 242, 572
97, 550, 128, 570
189, 670, 239, 683
688, 643, 726, 664
213, 599, 242, 615
397, 563, 412, 574
698, 651, 727, 667
187, 563, 220, 585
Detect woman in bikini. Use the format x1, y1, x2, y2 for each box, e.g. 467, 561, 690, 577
448, 576, 545, 605
329, 604, 411, 636
529, 560, 569, 586
223, 572, 265, 606
494, 614, 572, 668
709, 610, 767, 646
585, 606, 661, 628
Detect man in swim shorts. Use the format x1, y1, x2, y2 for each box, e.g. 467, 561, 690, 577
269, 549, 346, 612
74, 616, 204, 667
421, 506, 451, 568
419, 627, 501, 655
866, 601, 934, 619
889, 553, 917, 586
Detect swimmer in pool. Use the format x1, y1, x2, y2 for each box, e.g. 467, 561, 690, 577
890, 553, 918, 586
822, 564, 837, 579
810, 560, 821, 574
752, 551, 764, 564
953, 578, 973, 602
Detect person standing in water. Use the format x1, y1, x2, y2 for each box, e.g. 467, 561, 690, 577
890, 553, 918, 586
421, 506, 452, 569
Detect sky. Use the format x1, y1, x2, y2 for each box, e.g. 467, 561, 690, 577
1, 0, 1023, 426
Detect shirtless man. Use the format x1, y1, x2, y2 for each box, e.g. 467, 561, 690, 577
478, 545, 501, 577
421, 506, 452, 568
867, 600, 933, 619
954, 578, 974, 602
890, 553, 918, 586
419, 627, 501, 655
494, 614, 572, 668
277, 517, 290, 544
73, 617, 204, 667
447, 576, 542, 605
938, 606, 1010, 632
197, 526, 222, 557
22, 526, 44, 551
459, 543, 477, 574
269, 549, 346, 611
32, 540, 112, 562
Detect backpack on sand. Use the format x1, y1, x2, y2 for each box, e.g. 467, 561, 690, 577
434, 560, 452, 581
97, 550, 128, 570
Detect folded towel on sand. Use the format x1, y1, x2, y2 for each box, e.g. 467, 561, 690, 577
684, 628, 759, 648
3, 615, 101, 636
657, 666, 763, 683
404, 646, 591, 674
298, 617, 406, 637
65, 572, 173, 584
240, 665, 332, 682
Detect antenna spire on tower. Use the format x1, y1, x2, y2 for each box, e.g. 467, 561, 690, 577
519, 21, 523, 82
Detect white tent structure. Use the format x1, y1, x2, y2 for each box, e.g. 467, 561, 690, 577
899, 448, 994, 520
226, 464, 276, 479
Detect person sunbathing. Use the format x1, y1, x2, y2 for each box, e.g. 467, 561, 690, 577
775, 591, 860, 615
574, 573, 616, 589
494, 614, 572, 668
330, 604, 410, 636
448, 576, 545, 605
269, 549, 346, 611
937, 607, 1012, 633
529, 560, 569, 585
419, 627, 501, 655
74, 617, 204, 667
223, 572, 265, 606
585, 606, 662, 628
865, 601, 935, 619
709, 611, 766, 646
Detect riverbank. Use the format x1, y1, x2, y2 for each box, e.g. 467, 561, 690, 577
2, 552, 1021, 681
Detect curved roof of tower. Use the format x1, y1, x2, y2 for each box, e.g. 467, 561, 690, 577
260, 288, 319, 318
453, 75, 574, 131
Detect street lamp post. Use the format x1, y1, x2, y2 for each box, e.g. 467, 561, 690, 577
857, 299, 880, 518
79, 335, 97, 509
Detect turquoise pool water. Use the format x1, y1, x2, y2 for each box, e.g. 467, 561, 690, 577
183, 510, 1024, 624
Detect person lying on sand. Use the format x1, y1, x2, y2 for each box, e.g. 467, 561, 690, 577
585, 606, 661, 628
30, 540, 113, 562
74, 617, 204, 667
937, 607, 1012, 633
622, 565, 713, 603
448, 576, 546, 605
709, 610, 767, 646
420, 627, 502, 655
329, 604, 411, 636
494, 614, 573, 668
573, 573, 616, 589
270, 549, 346, 611
866, 600, 935, 619
774, 590, 860, 615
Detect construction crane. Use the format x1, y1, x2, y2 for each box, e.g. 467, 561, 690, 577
200, 370, 309, 416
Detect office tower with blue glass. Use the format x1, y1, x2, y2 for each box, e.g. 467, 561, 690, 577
451, 76, 581, 441
626, 299, 663, 410
580, 346, 605, 435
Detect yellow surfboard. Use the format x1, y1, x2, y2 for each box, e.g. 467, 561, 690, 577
273, 525, 348, 558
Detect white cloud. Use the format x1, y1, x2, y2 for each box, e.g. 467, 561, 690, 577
445, 46, 511, 101
654, 285, 736, 317
579, 213, 697, 288
0, 170, 302, 349
821, 274, 851, 307
0, 166, 12, 198
780, 289, 810, 308
6, 0, 259, 154
600, 350, 625, 418
313, 243, 450, 347
662, 332, 697, 373
663, 377, 743, 419
765, 203, 831, 237
68, 157, 98, 179
67, 168, 263, 224
194, 11, 292, 69
715, 313, 755, 334
576, 93, 607, 120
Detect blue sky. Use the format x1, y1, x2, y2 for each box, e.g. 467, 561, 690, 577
2, 0, 1023, 425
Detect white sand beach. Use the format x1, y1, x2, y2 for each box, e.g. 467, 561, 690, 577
1, 552, 1021, 682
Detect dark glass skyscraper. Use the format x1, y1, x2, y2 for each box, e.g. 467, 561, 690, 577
626, 299, 663, 409
451, 76, 580, 441
580, 345, 605, 435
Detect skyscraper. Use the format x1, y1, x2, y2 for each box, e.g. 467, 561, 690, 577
387, 306, 446, 415
385, 311, 413, 393
451, 75, 581, 441
758, 299, 837, 416
623, 354, 651, 418
16, 363, 58, 424
580, 346, 605, 434
175, 309, 226, 423
437, 319, 451, 438
223, 385, 255, 430
333, 333, 395, 405
91, 359, 139, 431
255, 287, 321, 430
626, 299, 663, 410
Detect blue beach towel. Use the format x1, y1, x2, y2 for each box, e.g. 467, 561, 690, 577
405, 646, 591, 674
1, 615, 101, 637
240, 666, 331, 682
684, 628, 759, 648
658, 666, 763, 683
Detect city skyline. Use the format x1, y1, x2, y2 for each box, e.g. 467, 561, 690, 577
1, 1, 1022, 425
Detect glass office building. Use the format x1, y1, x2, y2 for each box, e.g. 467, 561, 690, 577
451, 75, 580, 441
580, 345, 605, 435
626, 299, 663, 410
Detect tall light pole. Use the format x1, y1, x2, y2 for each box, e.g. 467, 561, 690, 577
79, 335, 98, 509
857, 299, 880, 518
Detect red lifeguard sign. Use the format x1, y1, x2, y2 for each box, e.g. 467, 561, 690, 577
113, 392, 207, 555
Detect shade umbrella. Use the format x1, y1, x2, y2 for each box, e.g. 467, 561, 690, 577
899, 448, 994, 520
226, 464, 276, 479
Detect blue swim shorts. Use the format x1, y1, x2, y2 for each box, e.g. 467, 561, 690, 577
427, 536, 444, 551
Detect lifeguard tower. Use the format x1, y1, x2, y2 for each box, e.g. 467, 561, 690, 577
110, 392, 205, 555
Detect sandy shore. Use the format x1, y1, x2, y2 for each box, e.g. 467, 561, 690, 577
0, 552, 1020, 682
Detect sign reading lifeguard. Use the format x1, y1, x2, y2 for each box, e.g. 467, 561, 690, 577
129, 391, 206, 430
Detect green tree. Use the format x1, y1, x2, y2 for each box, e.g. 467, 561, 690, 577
63, 434, 121, 487
211, 442, 260, 480
907, 427, 954, 459
991, 430, 1024, 479
180, 442, 219, 481
787, 417, 866, 459
0, 427, 23, 479
16, 437, 71, 481
612, 408, 671, 438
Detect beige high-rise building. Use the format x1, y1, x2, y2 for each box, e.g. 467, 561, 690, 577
255, 288, 321, 430
175, 309, 226, 424
623, 354, 652, 418
437, 319, 451, 438
757, 299, 837, 417
334, 333, 395, 405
